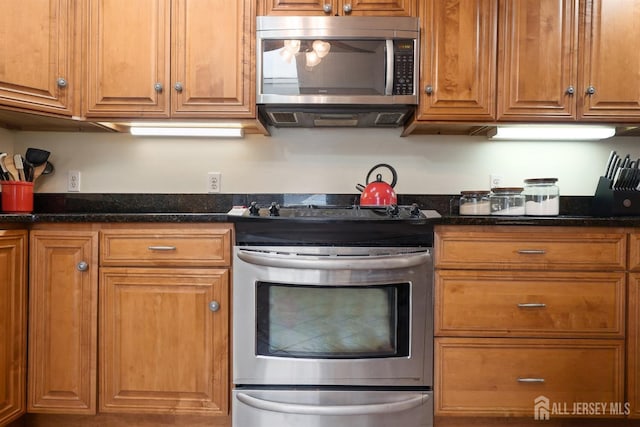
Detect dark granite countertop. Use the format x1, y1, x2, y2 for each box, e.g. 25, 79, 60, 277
0, 193, 636, 227
0, 213, 636, 227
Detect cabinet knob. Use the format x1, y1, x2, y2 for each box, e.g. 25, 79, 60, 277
208, 301, 220, 312
77, 261, 89, 272
174, 82, 183, 92
565, 85, 575, 95
154, 82, 163, 93
323, 3, 332, 13
425, 85, 433, 95
56, 78, 68, 88
343, 3, 352, 13
586, 85, 596, 95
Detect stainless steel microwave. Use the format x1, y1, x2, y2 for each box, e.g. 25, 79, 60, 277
256, 16, 419, 127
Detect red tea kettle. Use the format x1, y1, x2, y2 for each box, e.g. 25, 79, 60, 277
356, 164, 398, 206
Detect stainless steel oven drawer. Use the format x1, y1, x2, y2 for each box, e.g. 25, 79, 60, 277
232, 388, 433, 427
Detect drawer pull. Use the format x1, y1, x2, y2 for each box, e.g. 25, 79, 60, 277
517, 378, 545, 383
517, 249, 546, 255
148, 246, 177, 251
517, 303, 547, 308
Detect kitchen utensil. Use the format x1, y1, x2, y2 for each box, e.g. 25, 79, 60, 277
14, 154, 25, 181
3, 155, 20, 182
25, 147, 50, 166
22, 159, 34, 182
42, 161, 54, 175
32, 163, 49, 182
356, 163, 398, 206
0, 153, 10, 180
604, 150, 617, 178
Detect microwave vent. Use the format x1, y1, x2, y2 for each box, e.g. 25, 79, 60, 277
375, 112, 406, 126
314, 113, 358, 127
268, 111, 299, 124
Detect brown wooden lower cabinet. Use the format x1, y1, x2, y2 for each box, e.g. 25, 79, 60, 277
627, 273, 640, 418
28, 228, 99, 414
99, 267, 229, 415
435, 337, 625, 417
0, 230, 28, 426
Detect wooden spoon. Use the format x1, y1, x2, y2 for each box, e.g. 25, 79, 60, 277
3, 155, 19, 181
32, 163, 47, 182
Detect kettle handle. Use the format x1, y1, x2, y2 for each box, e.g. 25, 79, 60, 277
366, 163, 397, 188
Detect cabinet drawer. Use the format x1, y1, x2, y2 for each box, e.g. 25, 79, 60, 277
435, 338, 625, 417
100, 227, 231, 267
434, 226, 626, 270
435, 270, 625, 338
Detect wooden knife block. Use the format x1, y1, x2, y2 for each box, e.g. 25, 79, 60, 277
592, 176, 640, 216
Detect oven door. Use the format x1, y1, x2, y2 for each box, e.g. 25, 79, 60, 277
233, 246, 433, 387
233, 388, 433, 427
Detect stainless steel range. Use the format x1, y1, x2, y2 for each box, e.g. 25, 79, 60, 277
232, 203, 438, 427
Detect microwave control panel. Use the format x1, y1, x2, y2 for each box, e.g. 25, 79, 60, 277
393, 40, 415, 96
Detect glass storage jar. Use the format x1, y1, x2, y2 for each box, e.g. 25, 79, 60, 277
459, 191, 491, 215
490, 187, 525, 215
524, 178, 560, 216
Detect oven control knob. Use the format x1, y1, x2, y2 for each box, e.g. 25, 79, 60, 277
410, 203, 421, 217
269, 202, 280, 216
387, 204, 400, 217
249, 201, 260, 216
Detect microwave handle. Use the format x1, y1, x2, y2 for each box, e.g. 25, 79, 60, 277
236, 249, 430, 270
385, 40, 394, 96
236, 392, 426, 416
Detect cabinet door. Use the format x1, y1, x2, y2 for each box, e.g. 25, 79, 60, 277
580, 0, 640, 120
28, 230, 98, 414
417, 0, 497, 120
258, 0, 336, 15
343, 0, 416, 16
497, 0, 578, 120
0, 0, 76, 116
85, 0, 171, 118
100, 268, 229, 415
0, 230, 27, 426
258, 0, 415, 16
171, 0, 254, 117
628, 273, 640, 418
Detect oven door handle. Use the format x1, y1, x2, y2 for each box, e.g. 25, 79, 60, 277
237, 250, 430, 270
236, 392, 427, 416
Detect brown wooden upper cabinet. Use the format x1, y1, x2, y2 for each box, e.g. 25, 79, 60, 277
258, 0, 416, 16
580, 0, 640, 121
418, 0, 640, 123
0, 0, 79, 117
417, 0, 497, 121
497, 0, 579, 121
84, 0, 254, 119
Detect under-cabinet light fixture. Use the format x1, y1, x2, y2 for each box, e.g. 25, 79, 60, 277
130, 125, 244, 138
488, 125, 616, 141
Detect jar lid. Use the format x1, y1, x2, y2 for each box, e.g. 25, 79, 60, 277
491, 187, 524, 194
460, 190, 490, 196
524, 178, 558, 184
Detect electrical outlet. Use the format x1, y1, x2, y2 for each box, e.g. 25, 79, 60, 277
490, 173, 503, 189
68, 170, 81, 192
207, 172, 221, 193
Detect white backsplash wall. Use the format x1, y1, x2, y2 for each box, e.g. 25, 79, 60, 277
0, 128, 15, 153
11, 127, 640, 196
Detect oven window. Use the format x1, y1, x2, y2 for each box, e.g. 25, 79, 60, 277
256, 282, 410, 359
